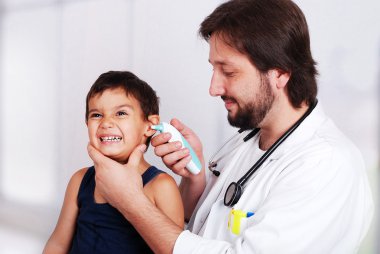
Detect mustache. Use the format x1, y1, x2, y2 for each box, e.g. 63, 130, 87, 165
221, 96, 237, 102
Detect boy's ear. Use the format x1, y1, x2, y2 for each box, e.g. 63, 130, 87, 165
144, 114, 160, 137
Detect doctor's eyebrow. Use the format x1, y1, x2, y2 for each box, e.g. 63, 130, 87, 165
208, 59, 235, 67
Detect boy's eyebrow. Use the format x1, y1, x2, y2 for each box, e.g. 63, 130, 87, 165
88, 104, 135, 114
116, 104, 135, 111
88, 108, 98, 114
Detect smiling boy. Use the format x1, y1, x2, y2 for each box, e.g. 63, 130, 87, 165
43, 71, 184, 254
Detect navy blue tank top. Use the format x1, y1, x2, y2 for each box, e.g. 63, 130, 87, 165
69, 166, 164, 254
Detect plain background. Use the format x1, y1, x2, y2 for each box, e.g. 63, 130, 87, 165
0, 0, 379, 253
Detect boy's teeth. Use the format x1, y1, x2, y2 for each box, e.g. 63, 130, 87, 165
100, 136, 122, 142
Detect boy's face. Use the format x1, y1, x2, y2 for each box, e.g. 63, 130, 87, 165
87, 87, 157, 163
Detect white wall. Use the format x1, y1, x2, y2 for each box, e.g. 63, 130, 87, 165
296, 2, 380, 251
0, 0, 378, 253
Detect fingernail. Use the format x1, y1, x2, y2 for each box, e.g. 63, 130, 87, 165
182, 148, 189, 154
175, 142, 182, 148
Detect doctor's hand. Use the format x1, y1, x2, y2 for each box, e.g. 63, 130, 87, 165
87, 143, 146, 210
151, 118, 205, 178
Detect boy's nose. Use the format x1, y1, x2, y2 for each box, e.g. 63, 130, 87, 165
100, 117, 115, 128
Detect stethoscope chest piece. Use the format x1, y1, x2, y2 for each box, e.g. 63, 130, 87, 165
224, 182, 243, 207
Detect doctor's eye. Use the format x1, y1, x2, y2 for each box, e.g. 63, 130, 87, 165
223, 71, 236, 78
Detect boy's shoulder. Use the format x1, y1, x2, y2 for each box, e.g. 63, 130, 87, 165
150, 171, 176, 186
68, 167, 91, 187
73, 167, 90, 178
145, 166, 174, 183
144, 168, 179, 195
63, 167, 91, 202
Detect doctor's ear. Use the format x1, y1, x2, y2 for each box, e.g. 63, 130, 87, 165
268, 69, 290, 89
144, 114, 160, 137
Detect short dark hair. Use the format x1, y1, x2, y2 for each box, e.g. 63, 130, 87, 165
199, 0, 318, 108
85, 71, 159, 147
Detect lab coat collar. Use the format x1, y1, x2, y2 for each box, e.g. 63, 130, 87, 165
261, 102, 327, 160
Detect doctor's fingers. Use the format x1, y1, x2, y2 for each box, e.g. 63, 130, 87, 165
160, 147, 190, 168
170, 155, 192, 177
151, 132, 171, 147
153, 140, 183, 158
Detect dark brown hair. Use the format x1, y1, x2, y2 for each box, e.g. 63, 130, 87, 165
199, 0, 318, 107
86, 71, 159, 147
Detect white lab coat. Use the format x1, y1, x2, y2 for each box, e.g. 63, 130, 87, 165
173, 104, 373, 254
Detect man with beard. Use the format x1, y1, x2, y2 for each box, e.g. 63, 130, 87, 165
88, 0, 373, 253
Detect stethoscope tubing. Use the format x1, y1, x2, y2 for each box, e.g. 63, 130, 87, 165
224, 100, 318, 207
238, 100, 318, 186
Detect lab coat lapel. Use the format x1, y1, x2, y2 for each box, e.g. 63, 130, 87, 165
189, 142, 251, 234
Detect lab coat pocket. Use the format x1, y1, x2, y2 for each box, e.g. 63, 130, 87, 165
228, 208, 254, 235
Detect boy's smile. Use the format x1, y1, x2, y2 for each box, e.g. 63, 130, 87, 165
99, 135, 123, 143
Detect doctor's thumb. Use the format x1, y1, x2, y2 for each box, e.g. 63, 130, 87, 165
127, 144, 146, 168
87, 143, 105, 163
170, 118, 190, 136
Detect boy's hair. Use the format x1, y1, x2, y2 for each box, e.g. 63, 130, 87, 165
199, 0, 318, 108
85, 71, 159, 148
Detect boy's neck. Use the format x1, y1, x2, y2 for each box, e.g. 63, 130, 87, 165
116, 156, 151, 175
137, 158, 151, 175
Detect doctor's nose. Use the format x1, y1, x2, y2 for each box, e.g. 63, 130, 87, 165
209, 72, 225, 97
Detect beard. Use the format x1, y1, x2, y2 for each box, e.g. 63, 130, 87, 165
226, 75, 274, 129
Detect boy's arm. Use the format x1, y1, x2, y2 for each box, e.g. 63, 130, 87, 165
43, 168, 87, 254
147, 173, 185, 228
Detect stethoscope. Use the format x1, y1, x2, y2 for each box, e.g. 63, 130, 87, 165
208, 100, 318, 207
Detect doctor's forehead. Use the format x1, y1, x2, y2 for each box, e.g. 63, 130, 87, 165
208, 52, 252, 70
208, 36, 250, 68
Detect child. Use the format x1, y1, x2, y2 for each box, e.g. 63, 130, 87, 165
43, 71, 184, 254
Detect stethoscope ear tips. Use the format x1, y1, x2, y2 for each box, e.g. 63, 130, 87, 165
209, 162, 220, 176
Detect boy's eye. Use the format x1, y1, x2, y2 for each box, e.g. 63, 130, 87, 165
116, 111, 128, 117
90, 113, 102, 118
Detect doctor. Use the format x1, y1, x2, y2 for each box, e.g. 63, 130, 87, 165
88, 0, 373, 253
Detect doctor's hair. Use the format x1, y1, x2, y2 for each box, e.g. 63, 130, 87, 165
85, 70, 159, 147
199, 0, 318, 108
